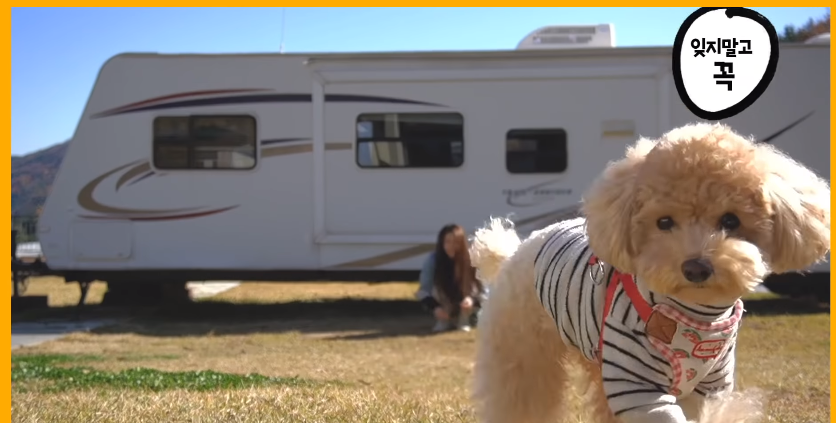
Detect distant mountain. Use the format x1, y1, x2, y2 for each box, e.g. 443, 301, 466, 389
12, 141, 69, 216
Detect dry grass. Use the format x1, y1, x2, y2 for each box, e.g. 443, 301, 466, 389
13, 386, 474, 423
11, 278, 831, 423
12, 276, 108, 307
212, 281, 421, 303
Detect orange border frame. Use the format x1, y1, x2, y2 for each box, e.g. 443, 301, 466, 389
4, 6, 11, 421
829, 11, 834, 422
4, 7, 834, 422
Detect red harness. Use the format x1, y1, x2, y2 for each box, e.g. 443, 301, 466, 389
590, 255, 653, 361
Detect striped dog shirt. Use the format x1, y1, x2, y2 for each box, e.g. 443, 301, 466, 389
533, 217, 740, 416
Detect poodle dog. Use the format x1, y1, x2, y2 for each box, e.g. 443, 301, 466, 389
469, 123, 830, 423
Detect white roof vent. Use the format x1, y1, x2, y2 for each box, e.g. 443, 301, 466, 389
516, 24, 615, 50
805, 33, 830, 44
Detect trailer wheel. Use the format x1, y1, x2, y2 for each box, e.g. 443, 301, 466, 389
13, 273, 30, 296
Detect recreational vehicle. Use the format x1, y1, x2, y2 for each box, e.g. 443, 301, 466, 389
34, 25, 830, 300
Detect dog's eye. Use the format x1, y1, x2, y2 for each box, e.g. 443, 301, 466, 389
719, 213, 741, 231
656, 217, 675, 231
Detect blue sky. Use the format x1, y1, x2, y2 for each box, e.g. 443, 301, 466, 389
11, 7, 828, 156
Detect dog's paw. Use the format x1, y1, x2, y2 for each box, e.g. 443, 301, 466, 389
696, 389, 767, 423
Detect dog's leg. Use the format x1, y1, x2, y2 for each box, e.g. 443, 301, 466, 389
577, 358, 619, 423
472, 242, 569, 423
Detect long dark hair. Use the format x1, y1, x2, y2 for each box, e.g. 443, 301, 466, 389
433, 224, 477, 307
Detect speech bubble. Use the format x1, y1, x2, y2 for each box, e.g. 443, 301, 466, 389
672, 8, 779, 121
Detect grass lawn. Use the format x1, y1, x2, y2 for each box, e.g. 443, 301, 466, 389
11, 277, 831, 423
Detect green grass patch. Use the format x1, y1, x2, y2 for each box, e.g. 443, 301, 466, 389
12, 353, 103, 365
12, 354, 325, 393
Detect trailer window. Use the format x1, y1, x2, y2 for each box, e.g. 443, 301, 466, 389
355, 113, 464, 168
153, 115, 257, 170
505, 128, 568, 174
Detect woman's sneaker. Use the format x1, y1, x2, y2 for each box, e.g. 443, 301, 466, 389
457, 313, 472, 332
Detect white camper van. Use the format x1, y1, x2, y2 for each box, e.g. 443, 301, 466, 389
36, 25, 830, 290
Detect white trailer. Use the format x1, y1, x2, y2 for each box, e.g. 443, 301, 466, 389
35, 26, 830, 291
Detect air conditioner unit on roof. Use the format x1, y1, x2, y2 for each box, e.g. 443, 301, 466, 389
516, 24, 616, 50
805, 33, 830, 44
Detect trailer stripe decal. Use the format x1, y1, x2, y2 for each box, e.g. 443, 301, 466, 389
325, 94, 442, 106
93, 89, 271, 117
260, 138, 311, 146
326, 142, 352, 151
115, 162, 152, 191
78, 161, 203, 215
261, 142, 352, 157
128, 171, 155, 187
331, 244, 435, 269
92, 92, 445, 118
757, 111, 815, 144
78, 206, 239, 222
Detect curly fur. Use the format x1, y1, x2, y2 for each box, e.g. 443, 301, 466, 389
470, 123, 830, 423
468, 217, 521, 284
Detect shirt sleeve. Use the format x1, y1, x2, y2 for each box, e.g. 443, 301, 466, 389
600, 317, 677, 417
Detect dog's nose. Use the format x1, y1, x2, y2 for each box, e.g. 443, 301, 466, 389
681, 259, 713, 283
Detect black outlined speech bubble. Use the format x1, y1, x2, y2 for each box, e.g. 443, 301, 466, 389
672, 8, 780, 121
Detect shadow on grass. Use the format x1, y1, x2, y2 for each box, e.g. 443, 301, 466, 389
13, 295, 827, 341
64, 299, 445, 340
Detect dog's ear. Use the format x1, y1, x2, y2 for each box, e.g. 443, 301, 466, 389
759, 144, 831, 274
581, 138, 654, 273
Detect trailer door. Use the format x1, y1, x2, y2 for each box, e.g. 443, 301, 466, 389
309, 61, 663, 270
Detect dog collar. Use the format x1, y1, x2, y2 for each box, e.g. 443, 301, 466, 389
589, 255, 653, 357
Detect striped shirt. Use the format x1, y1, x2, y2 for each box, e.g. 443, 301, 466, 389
533, 217, 738, 416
